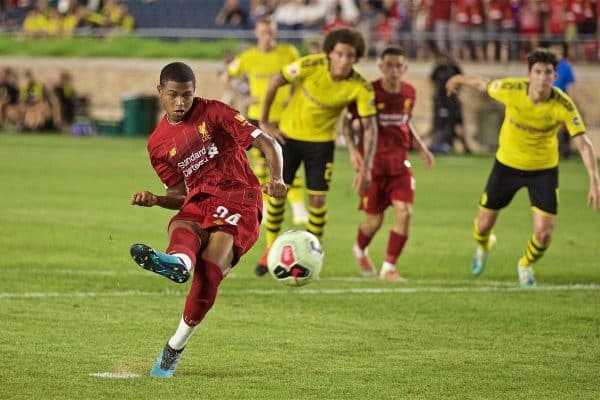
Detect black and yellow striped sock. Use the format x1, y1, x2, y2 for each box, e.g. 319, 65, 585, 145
265, 196, 285, 247
287, 174, 304, 206
250, 148, 269, 185
306, 205, 327, 239
472, 218, 492, 249
518, 235, 548, 266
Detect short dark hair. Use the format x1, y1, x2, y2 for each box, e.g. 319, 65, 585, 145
159, 62, 196, 87
322, 28, 366, 59
527, 48, 558, 71
380, 46, 405, 59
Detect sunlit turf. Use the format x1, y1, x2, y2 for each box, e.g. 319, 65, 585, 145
1, 133, 598, 399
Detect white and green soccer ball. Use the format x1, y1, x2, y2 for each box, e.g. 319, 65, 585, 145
267, 230, 324, 287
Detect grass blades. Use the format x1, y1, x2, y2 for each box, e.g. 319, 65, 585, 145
1, 133, 599, 399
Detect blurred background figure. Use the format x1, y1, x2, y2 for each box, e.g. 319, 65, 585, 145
0, 67, 19, 129
428, 51, 471, 154
551, 41, 576, 158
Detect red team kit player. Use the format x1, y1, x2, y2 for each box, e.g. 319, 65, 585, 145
129, 62, 286, 378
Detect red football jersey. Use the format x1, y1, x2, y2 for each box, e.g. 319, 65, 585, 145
147, 98, 262, 209
350, 79, 416, 176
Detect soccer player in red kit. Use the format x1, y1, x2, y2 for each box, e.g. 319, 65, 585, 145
343, 47, 435, 281
129, 62, 286, 378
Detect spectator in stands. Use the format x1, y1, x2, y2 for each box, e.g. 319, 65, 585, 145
519, 0, 541, 57
453, 0, 485, 62
429, 51, 471, 154
17, 69, 54, 131
0, 67, 19, 129
412, 0, 433, 60
570, 0, 598, 61
429, 0, 453, 55
484, 0, 517, 63
373, 10, 395, 56
102, 0, 135, 32
322, 3, 352, 33
215, 0, 249, 29
22, 0, 49, 37
248, 0, 277, 28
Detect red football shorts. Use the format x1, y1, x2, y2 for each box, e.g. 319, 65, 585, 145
170, 194, 262, 266
359, 171, 415, 214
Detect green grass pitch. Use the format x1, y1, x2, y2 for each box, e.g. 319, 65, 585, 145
1, 133, 599, 399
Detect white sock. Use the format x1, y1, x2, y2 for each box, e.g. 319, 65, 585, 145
353, 244, 366, 257
381, 261, 395, 272
171, 253, 192, 272
167, 316, 197, 350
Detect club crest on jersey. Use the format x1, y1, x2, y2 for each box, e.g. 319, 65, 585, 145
197, 121, 211, 141
168, 147, 177, 158
377, 102, 385, 110
234, 113, 252, 126
286, 63, 299, 78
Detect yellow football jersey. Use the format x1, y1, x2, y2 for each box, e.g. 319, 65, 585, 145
227, 43, 299, 122
279, 54, 376, 142
487, 77, 585, 170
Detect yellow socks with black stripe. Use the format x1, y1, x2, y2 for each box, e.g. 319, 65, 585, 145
287, 174, 308, 225
265, 196, 285, 247
473, 218, 493, 250
306, 205, 327, 239
249, 148, 268, 185
518, 235, 548, 266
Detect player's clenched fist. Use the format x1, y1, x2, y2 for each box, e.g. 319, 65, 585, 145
131, 191, 158, 207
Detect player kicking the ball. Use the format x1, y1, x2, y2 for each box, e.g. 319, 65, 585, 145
130, 62, 286, 377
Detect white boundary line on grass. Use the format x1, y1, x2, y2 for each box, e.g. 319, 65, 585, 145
1, 284, 599, 299
0, 267, 556, 287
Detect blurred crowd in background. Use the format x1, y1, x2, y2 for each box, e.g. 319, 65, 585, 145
0, 0, 599, 62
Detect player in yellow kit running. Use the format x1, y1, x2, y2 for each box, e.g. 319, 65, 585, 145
255, 28, 379, 275
224, 16, 308, 228
446, 48, 600, 287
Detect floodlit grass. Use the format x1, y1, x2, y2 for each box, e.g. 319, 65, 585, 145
0, 34, 241, 59
1, 133, 599, 399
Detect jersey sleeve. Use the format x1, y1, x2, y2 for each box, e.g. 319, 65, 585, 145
226, 53, 245, 78
486, 78, 514, 105
148, 144, 182, 188
280, 54, 323, 84
354, 81, 377, 118
216, 102, 262, 148
558, 96, 586, 137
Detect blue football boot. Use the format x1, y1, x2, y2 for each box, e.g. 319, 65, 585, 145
151, 344, 184, 378
130, 243, 189, 283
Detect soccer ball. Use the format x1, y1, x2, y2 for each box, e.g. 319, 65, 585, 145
267, 230, 323, 287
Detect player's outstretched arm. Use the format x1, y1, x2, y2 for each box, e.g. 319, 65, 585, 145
573, 133, 600, 212
446, 75, 489, 96
130, 181, 187, 210
259, 74, 288, 144
408, 121, 435, 170
253, 132, 287, 199
341, 110, 363, 171
354, 115, 378, 196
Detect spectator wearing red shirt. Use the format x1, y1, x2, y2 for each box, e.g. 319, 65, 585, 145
484, 0, 516, 63
454, 0, 485, 61
429, 0, 454, 54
